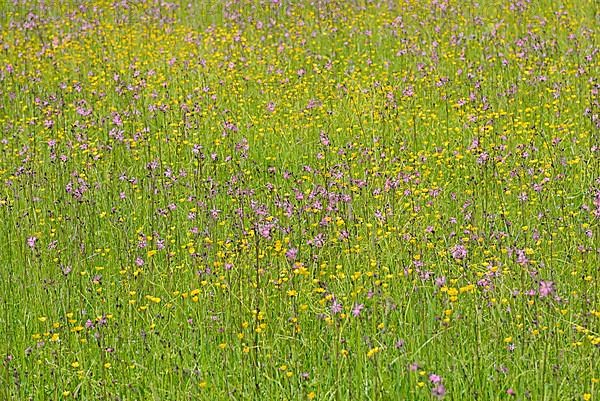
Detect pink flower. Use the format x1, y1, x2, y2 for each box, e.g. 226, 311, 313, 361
451, 244, 467, 260
351, 304, 364, 317
27, 236, 37, 249
432, 384, 446, 398
539, 281, 554, 297
286, 248, 298, 260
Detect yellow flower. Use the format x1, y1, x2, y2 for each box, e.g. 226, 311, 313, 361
367, 347, 381, 358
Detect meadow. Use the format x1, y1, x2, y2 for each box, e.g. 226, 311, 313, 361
0, 0, 598, 400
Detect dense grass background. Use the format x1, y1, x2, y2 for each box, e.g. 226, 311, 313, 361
0, 0, 598, 399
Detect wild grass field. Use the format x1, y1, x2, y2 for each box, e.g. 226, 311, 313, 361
0, 0, 598, 400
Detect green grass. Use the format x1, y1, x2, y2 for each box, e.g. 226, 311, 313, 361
0, 0, 598, 399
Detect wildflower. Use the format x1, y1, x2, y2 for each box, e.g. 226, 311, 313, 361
61, 265, 72, 276
518, 192, 528, 202
516, 249, 529, 266
366, 347, 381, 358
331, 300, 342, 315
432, 384, 446, 398
451, 244, 467, 260
27, 236, 37, 249
319, 131, 330, 146
351, 304, 364, 317
286, 248, 298, 260
539, 281, 554, 297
